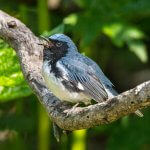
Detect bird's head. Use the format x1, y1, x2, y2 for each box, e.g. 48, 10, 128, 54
41, 34, 77, 62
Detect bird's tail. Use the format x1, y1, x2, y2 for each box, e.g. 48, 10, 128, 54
135, 110, 143, 117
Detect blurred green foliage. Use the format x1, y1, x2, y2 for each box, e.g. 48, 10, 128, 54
0, 40, 32, 102
0, 0, 150, 150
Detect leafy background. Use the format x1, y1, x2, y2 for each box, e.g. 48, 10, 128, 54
0, 0, 150, 150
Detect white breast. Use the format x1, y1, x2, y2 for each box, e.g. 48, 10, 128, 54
42, 61, 91, 104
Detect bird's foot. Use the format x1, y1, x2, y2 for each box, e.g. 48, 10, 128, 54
64, 103, 79, 116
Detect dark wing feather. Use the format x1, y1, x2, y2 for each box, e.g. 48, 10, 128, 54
60, 58, 108, 102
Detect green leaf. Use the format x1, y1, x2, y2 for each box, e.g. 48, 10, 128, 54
102, 22, 147, 63
103, 23, 125, 47
127, 40, 148, 63
103, 23, 145, 47
63, 14, 78, 26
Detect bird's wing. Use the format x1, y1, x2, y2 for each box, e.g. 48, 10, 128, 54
76, 55, 118, 97
59, 58, 108, 102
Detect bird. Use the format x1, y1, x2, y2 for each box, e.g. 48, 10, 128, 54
41, 33, 143, 117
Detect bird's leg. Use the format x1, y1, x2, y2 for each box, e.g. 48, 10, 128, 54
72, 102, 80, 109
64, 103, 79, 116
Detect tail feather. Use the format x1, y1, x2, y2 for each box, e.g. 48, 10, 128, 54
135, 110, 143, 117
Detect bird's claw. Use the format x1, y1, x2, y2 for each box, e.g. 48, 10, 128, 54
64, 103, 79, 117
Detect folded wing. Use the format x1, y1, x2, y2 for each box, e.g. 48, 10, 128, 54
60, 58, 108, 102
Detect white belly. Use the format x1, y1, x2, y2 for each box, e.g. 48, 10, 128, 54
42, 62, 90, 104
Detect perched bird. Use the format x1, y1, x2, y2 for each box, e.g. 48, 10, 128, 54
41, 34, 143, 117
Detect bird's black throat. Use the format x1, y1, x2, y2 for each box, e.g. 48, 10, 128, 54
43, 40, 68, 64
43, 40, 69, 78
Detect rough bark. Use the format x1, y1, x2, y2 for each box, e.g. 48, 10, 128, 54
0, 10, 150, 131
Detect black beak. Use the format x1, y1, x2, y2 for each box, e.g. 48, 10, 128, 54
40, 36, 49, 43
38, 36, 53, 47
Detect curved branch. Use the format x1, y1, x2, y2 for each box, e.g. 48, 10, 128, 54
0, 10, 150, 131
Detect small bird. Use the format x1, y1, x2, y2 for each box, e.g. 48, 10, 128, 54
41, 34, 143, 117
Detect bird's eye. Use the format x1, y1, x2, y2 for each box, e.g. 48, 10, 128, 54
56, 42, 62, 47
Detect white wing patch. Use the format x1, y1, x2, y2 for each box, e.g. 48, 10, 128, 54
77, 82, 84, 90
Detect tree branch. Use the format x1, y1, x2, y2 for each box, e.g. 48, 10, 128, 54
0, 10, 150, 131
